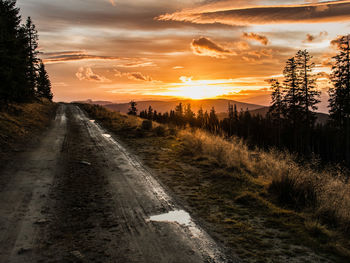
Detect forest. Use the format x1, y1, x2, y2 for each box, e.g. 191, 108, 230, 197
0, 0, 52, 106
136, 42, 350, 167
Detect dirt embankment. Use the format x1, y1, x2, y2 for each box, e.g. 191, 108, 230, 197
0, 100, 57, 167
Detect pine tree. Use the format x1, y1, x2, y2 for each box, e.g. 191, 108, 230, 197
0, 0, 26, 103
23, 16, 39, 99
329, 35, 350, 163
268, 79, 284, 120
184, 103, 195, 125
268, 79, 284, 145
147, 105, 153, 120
197, 106, 204, 127
295, 50, 320, 127
128, 101, 137, 115
329, 35, 350, 127
283, 57, 303, 123
36, 61, 53, 100
209, 107, 219, 133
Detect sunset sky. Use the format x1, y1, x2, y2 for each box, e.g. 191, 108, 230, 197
16, 0, 350, 111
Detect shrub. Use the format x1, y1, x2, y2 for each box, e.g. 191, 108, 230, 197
141, 120, 152, 130
153, 125, 166, 136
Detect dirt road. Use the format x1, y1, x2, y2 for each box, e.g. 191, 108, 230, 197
0, 104, 234, 263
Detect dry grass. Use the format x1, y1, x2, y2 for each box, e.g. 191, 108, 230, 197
0, 99, 57, 152
179, 129, 350, 233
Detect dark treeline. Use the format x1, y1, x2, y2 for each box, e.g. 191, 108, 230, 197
137, 38, 350, 166
0, 0, 52, 106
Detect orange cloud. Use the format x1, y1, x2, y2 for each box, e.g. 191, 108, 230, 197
157, 1, 350, 26
242, 32, 269, 45
43, 51, 156, 67
191, 37, 236, 58
304, 31, 328, 42
114, 70, 153, 82
76, 67, 111, 82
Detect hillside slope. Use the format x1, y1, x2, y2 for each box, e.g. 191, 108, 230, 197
0, 100, 57, 161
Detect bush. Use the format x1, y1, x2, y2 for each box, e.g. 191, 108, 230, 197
268, 169, 317, 209
154, 125, 166, 136
141, 120, 152, 130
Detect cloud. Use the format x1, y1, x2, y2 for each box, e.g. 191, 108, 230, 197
42, 51, 156, 67
43, 51, 121, 63
126, 72, 153, 82
191, 37, 236, 58
157, 1, 350, 26
173, 66, 184, 69
241, 49, 273, 63
304, 31, 328, 42
76, 67, 110, 82
114, 70, 153, 82
242, 32, 269, 45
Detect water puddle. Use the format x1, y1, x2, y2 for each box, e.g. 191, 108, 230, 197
102, 134, 111, 138
148, 210, 192, 226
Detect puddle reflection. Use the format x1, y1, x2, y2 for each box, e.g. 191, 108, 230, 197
148, 210, 192, 226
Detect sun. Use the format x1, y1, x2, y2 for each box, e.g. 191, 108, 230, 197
154, 78, 241, 100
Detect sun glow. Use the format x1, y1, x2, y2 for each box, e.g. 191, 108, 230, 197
151, 77, 267, 100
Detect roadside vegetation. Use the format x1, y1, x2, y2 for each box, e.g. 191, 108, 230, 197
0, 99, 57, 159
1, 0, 53, 106
80, 103, 350, 262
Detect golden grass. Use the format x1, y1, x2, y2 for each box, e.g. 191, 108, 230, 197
179, 129, 350, 232
0, 99, 57, 151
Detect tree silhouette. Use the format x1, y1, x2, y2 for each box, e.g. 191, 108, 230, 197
128, 101, 137, 115
23, 16, 39, 99
295, 50, 320, 127
36, 61, 53, 100
268, 79, 284, 145
0, 1, 52, 105
329, 35, 350, 163
0, 0, 25, 104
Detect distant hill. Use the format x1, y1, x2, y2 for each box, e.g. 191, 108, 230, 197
104, 99, 264, 114
73, 99, 113, 106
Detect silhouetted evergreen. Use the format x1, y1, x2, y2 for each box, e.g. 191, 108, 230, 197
128, 101, 137, 115
329, 35, 350, 164
0, 0, 52, 105
36, 61, 53, 100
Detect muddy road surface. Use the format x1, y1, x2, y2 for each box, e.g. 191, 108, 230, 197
0, 104, 234, 263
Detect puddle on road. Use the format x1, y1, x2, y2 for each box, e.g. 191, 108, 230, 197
148, 210, 192, 226
102, 134, 112, 138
